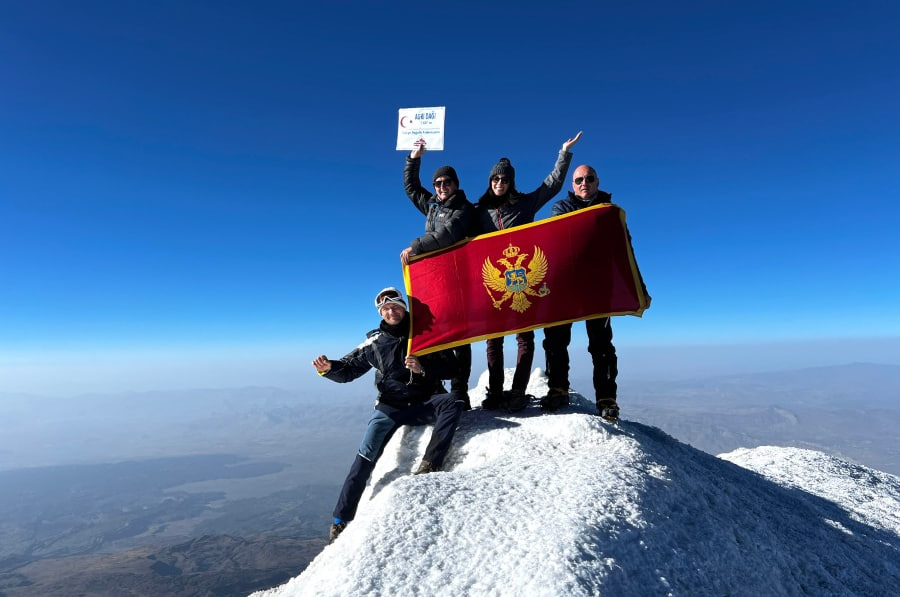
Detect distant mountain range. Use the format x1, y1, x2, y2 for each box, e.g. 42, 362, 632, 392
620, 362, 900, 475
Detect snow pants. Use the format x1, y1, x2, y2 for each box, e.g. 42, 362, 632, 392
332, 392, 464, 522
542, 317, 617, 399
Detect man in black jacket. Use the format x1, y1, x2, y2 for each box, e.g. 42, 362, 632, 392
540, 165, 650, 421
402, 140, 476, 408
313, 287, 465, 542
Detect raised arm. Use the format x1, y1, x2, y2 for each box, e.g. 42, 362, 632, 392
523, 132, 581, 213
404, 138, 432, 215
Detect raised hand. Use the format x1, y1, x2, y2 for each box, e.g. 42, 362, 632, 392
410, 138, 427, 159
562, 131, 583, 153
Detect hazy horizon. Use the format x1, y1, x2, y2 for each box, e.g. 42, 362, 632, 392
2, 361, 898, 474
3, 335, 899, 397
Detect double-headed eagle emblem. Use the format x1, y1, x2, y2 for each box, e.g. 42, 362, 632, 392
482, 243, 550, 313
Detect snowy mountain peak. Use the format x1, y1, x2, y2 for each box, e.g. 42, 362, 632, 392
252, 370, 900, 596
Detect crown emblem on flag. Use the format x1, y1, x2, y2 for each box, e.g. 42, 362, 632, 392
502, 243, 520, 259
482, 243, 550, 313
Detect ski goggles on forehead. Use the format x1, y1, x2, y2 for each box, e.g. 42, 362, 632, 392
375, 292, 404, 309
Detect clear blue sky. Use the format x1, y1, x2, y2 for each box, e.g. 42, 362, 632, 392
2, 1, 898, 394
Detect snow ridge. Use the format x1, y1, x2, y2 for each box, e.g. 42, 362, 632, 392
253, 370, 899, 597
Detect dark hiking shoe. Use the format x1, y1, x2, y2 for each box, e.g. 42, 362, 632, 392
499, 389, 529, 412
329, 521, 348, 544
540, 387, 569, 412
596, 398, 620, 422
414, 460, 440, 475
481, 388, 504, 410
451, 385, 471, 410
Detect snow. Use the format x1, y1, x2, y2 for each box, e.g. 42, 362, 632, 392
720, 445, 900, 537
251, 369, 900, 597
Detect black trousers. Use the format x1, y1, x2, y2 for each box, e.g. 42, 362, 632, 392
450, 344, 472, 395
542, 317, 617, 399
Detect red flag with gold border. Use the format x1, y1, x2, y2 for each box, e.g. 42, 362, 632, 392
403, 203, 649, 355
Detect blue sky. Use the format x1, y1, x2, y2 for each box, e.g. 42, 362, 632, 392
2, 1, 899, 394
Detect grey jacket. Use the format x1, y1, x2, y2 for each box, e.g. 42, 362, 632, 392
475, 149, 573, 232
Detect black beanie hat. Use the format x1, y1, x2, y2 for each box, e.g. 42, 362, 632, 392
432, 165, 459, 187
489, 158, 515, 184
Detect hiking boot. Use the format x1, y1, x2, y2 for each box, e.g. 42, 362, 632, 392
540, 387, 569, 412
329, 520, 348, 544
499, 389, 529, 412
481, 388, 504, 410
414, 460, 439, 475
451, 385, 471, 410
596, 398, 619, 422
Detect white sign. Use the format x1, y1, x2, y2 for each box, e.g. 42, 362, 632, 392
396, 106, 445, 151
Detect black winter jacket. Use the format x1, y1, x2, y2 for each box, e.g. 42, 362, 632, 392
404, 157, 476, 254
475, 149, 573, 232
550, 190, 614, 216
323, 315, 460, 407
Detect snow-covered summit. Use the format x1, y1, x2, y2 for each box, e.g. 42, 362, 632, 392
253, 370, 899, 597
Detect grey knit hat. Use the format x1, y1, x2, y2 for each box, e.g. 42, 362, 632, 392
489, 158, 515, 184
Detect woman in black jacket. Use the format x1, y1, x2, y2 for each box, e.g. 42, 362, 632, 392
475, 132, 581, 410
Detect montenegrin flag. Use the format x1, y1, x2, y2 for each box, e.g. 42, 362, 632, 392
403, 203, 650, 355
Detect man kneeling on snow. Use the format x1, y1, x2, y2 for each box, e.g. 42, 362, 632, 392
312, 286, 465, 543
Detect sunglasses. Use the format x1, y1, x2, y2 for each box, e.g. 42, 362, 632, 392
375, 293, 405, 309
573, 175, 596, 185
434, 178, 455, 188
491, 176, 512, 184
